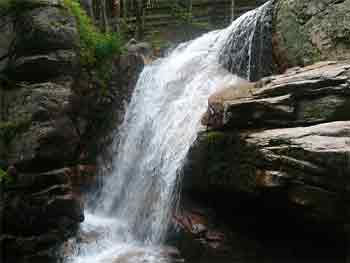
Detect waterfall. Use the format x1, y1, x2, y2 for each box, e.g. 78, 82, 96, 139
66, 2, 272, 263
219, 0, 273, 81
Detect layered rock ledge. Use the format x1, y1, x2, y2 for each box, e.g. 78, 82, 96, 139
183, 61, 350, 261
0, 1, 143, 262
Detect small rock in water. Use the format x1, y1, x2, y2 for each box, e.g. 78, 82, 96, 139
205, 231, 225, 242
192, 223, 206, 235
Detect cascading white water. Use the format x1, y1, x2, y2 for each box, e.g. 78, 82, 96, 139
66, 2, 271, 263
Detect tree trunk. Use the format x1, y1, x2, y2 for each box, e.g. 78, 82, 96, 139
80, 0, 95, 20
122, 0, 127, 19
111, 0, 121, 32
100, 0, 109, 32
231, 0, 235, 22
187, 0, 193, 24
134, 0, 143, 40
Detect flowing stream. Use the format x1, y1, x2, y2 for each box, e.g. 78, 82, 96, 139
66, 2, 271, 263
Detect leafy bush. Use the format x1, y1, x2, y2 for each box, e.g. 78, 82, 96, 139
62, 0, 122, 67
171, 2, 193, 24
0, 168, 12, 185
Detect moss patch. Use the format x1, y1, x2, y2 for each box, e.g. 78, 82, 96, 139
0, 119, 31, 147
0, 168, 12, 185
298, 96, 350, 123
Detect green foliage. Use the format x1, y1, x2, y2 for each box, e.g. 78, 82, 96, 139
145, 31, 172, 51
0, 168, 12, 185
171, 2, 193, 24
205, 131, 227, 143
191, 21, 214, 31
0, 119, 31, 146
62, 0, 122, 67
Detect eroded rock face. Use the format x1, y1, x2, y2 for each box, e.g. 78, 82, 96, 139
0, 16, 15, 72
220, 0, 275, 81
202, 62, 350, 129
273, 0, 350, 70
0, 1, 144, 262
1, 169, 84, 263
185, 61, 350, 261
221, 0, 350, 78
185, 121, 350, 232
0, 0, 79, 172
196, 63, 350, 221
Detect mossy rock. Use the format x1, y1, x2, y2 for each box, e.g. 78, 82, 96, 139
298, 95, 350, 123
0, 0, 62, 16
0, 119, 31, 147
14, 5, 78, 56
184, 131, 260, 194
274, 0, 350, 69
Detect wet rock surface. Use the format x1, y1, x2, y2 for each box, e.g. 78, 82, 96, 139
221, 0, 350, 80
220, 0, 275, 81
184, 61, 350, 262
169, 197, 262, 263
2, 0, 350, 262
203, 61, 350, 129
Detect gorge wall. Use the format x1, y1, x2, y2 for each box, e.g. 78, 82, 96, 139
1, 0, 350, 262
179, 0, 350, 262
0, 1, 144, 262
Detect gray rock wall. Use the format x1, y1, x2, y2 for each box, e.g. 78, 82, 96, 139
0, 1, 144, 262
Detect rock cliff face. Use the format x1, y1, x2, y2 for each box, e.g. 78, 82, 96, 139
0, 1, 143, 262
221, 0, 350, 81
273, 0, 350, 71
184, 61, 350, 262
179, 0, 350, 253
220, 0, 275, 81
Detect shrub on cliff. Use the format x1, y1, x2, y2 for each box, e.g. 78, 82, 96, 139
0, 168, 12, 185
62, 0, 122, 67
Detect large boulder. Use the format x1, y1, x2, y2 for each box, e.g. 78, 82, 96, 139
273, 0, 350, 70
14, 6, 78, 56
1, 82, 78, 171
186, 121, 350, 222
220, 0, 350, 79
1, 169, 84, 262
202, 62, 350, 129
185, 62, 350, 260
8, 50, 78, 81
